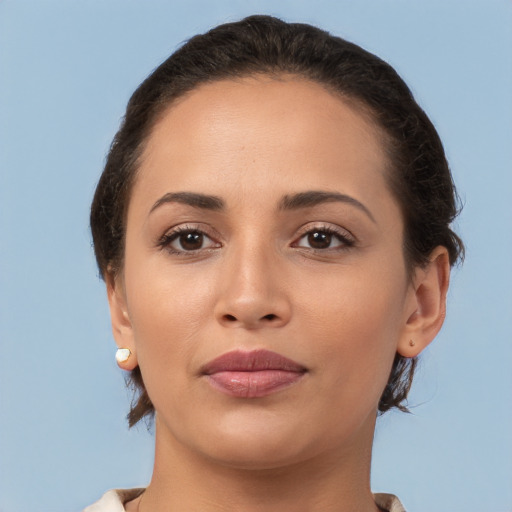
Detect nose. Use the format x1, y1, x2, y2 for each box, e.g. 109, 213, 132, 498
214, 244, 292, 330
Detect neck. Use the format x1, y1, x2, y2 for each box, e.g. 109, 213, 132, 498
136, 414, 380, 512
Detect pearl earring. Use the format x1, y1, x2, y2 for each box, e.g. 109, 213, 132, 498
115, 348, 132, 364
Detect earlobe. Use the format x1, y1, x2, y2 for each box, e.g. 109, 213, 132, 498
106, 272, 138, 370
397, 246, 451, 358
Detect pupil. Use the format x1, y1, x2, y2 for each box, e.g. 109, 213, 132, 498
180, 232, 203, 250
308, 231, 331, 249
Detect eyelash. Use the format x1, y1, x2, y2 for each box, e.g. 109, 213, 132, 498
156, 223, 355, 255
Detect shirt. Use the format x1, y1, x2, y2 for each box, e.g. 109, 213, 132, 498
83, 488, 406, 511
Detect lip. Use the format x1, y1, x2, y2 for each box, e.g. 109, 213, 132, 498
201, 349, 307, 398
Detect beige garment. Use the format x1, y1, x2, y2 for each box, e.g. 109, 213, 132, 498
83, 488, 406, 512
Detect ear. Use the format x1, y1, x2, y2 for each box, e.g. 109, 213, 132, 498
397, 246, 451, 358
106, 272, 138, 371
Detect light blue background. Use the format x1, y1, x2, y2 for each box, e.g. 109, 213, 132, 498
1, 1, 511, 511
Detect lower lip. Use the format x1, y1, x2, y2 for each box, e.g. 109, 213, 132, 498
205, 370, 305, 398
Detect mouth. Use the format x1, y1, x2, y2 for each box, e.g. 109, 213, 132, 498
200, 349, 307, 398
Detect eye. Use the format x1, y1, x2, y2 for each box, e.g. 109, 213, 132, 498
293, 226, 354, 250
158, 226, 220, 254
173, 231, 207, 251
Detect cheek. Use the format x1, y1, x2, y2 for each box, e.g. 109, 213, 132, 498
123, 263, 222, 426
123, 255, 218, 380
296, 261, 407, 402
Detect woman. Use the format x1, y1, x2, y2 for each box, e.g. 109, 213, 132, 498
86, 15, 463, 512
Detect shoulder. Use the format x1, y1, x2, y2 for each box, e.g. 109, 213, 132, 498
374, 493, 407, 512
82, 489, 145, 512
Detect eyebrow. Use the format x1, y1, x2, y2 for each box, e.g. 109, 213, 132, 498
279, 190, 376, 223
149, 192, 225, 214
149, 190, 375, 223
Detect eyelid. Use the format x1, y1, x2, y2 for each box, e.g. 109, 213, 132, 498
293, 222, 356, 242
158, 222, 220, 240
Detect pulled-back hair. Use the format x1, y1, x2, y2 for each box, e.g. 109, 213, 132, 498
91, 15, 463, 427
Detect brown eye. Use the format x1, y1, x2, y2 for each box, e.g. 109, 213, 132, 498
294, 226, 354, 251
307, 231, 332, 249
178, 231, 204, 251
159, 228, 220, 254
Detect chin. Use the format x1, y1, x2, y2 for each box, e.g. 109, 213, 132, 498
156, 407, 311, 470
193, 412, 328, 471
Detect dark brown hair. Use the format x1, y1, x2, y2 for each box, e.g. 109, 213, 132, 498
91, 15, 463, 427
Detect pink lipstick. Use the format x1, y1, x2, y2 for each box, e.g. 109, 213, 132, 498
201, 349, 307, 398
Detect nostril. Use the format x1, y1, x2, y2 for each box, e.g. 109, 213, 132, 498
220, 313, 282, 326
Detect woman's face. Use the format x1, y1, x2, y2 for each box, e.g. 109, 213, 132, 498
114, 76, 421, 468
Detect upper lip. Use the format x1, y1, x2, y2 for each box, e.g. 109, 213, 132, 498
201, 349, 307, 375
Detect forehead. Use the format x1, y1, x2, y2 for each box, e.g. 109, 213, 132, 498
132, 76, 393, 212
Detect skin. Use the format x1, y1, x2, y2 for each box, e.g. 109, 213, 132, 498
108, 76, 450, 512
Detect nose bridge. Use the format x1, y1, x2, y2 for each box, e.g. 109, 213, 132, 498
215, 233, 291, 328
